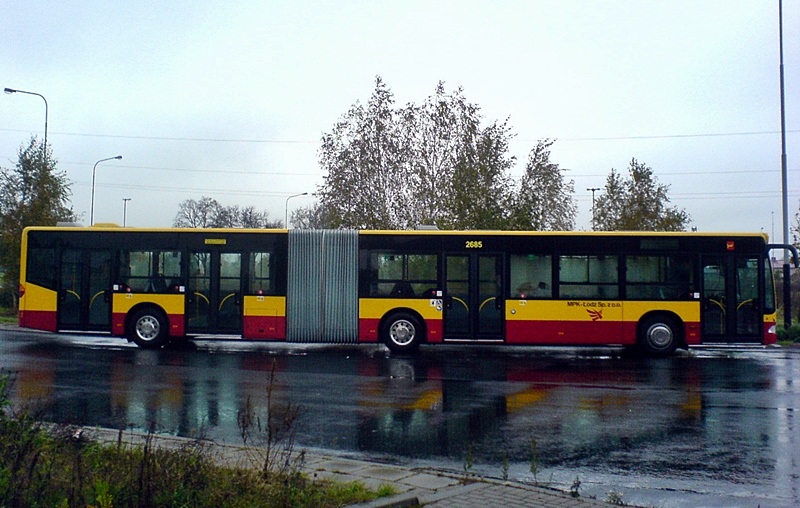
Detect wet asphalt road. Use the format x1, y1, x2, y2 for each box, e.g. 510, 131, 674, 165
1, 325, 799, 507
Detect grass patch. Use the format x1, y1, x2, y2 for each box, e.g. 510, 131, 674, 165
0, 306, 16, 324
777, 323, 800, 343
0, 373, 396, 507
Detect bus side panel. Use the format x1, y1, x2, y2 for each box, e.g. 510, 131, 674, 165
621, 301, 702, 345
111, 294, 185, 337
506, 300, 702, 346
18, 283, 58, 332
358, 298, 444, 343
505, 300, 626, 345
242, 296, 286, 340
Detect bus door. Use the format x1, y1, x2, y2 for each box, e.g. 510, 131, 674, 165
186, 250, 243, 335
443, 253, 504, 341
701, 255, 762, 343
58, 249, 113, 331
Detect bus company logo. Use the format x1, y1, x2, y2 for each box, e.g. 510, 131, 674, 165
587, 309, 603, 321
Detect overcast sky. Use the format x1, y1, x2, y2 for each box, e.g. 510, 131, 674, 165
2, 0, 798, 237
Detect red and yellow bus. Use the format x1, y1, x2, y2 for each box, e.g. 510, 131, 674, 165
18, 226, 794, 355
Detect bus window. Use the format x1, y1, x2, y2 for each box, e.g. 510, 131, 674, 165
122, 250, 182, 292
407, 254, 437, 296
26, 247, 58, 290
626, 255, 693, 300
249, 252, 273, 295
509, 254, 552, 299
559, 255, 619, 299
736, 257, 760, 335
369, 253, 437, 298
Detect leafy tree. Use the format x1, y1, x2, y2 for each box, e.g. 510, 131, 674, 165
173, 197, 280, 228
317, 77, 516, 230
793, 199, 800, 248
443, 119, 515, 229
509, 139, 577, 231
593, 158, 690, 231
0, 138, 75, 300
317, 76, 411, 229
403, 83, 515, 229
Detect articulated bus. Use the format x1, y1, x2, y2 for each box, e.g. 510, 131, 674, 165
17, 226, 797, 356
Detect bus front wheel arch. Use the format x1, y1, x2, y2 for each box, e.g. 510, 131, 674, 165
637, 313, 682, 357
127, 306, 169, 349
381, 311, 425, 353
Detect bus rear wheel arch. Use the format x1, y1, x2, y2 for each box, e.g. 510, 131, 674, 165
127, 306, 169, 349
381, 311, 425, 353
637, 313, 683, 357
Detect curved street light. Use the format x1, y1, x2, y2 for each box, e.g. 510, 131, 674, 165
91, 156, 123, 225
4, 87, 48, 149
285, 192, 309, 229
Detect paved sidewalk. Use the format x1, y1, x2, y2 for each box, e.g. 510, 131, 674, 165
86, 427, 613, 508
310, 454, 613, 508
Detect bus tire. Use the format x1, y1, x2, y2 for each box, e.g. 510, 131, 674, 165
128, 307, 169, 349
382, 312, 423, 353
638, 315, 680, 357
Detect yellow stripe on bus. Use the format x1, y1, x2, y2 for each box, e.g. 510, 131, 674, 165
242, 296, 286, 317
112, 293, 185, 315
20, 283, 57, 312
359, 298, 443, 320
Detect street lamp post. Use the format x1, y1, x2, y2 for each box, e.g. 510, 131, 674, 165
4, 87, 48, 149
778, 0, 792, 328
122, 198, 132, 227
285, 192, 308, 229
91, 156, 123, 225
587, 187, 600, 231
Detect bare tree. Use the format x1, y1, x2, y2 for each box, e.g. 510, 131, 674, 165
173, 197, 281, 228
290, 202, 336, 229
173, 197, 218, 228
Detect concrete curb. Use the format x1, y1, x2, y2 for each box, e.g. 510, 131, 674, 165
346, 493, 420, 508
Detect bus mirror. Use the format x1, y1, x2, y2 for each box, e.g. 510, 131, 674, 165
767, 244, 800, 267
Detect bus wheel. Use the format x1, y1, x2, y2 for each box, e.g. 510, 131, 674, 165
128, 307, 168, 349
638, 315, 679, 357
383, 312, 423, 353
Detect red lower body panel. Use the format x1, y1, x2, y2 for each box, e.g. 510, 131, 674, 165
19, 310, 57, 332
242, 315, 286, 339
764, 322, 777, 345
359, 318, 380, 343
506, 320, 630, 345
